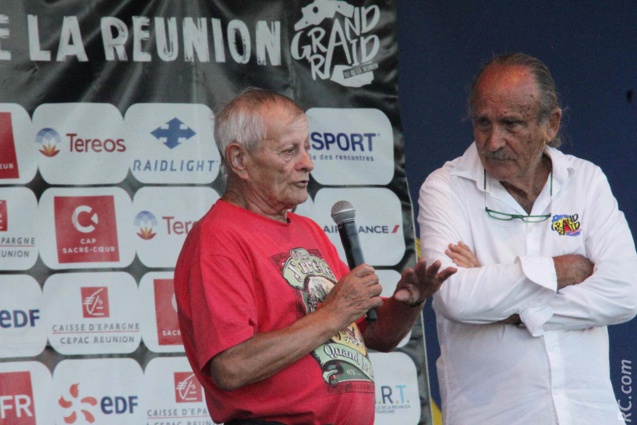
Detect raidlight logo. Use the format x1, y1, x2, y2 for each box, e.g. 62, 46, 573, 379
0, 112, 20, 178
81, 287, 110, 318
174, 372, 202, 403
151, 118, 196, 149
0, 200, 7, 231
54, 195, 120, 263
36, 127, 62, 157
59, 383, 98, 424
134, 211, 157, 240
0, 371, 35, 424
154, 279, 181, 345
292, 0, 380, 87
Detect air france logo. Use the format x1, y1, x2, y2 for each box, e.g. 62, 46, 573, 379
151, 118, 196, 149
54, 195, 120, 263
323, 223, 400, 235
0, 371, 35, 424
154, 278, 181, 345
81, 287, 110, 318
59, 383, 98, 424
0, 112, 20, 178
292, 0, 380, 87
36, 127, 62, 157
134, 211, 157, 240
551, 213, 582, 236
174, 372, 202, 403
0, 200, 6, 232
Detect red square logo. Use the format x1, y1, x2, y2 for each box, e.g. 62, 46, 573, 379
0, 200, 7, 232
0, 112, 20, 179
54, 195, 120, 263
81, 286, 110, 318
154, 278, 181, 345
173, 372, 202, 403
0, 371, 36, 424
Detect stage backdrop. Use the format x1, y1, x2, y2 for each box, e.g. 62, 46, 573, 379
0, 1, 433, 425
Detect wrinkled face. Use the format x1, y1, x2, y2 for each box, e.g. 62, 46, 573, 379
244, 104, 313, 212
471, 65, 556, 184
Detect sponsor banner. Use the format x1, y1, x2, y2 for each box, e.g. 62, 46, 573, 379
0, 104, 37, 185
0, 275, 46, 358
133, 186, 220, 268
307, 108, 394, 185
372, 352, 421, 425
43, 272, 141, 355
0, 1, 428, 423
33, 103, 128, 185
125, 103, 220, 184
306, 187, 406, 266
53, 358, 143, 425
142, 357, 214, 425
139, 271, 185, 353
0, 361, 54, 425
0, 187, 38, 270
37, 187, 135, 269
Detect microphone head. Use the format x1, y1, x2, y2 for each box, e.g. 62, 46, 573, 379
331, 200, 356, 225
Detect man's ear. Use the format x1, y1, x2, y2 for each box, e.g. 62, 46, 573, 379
546, 107, 562, 142
225, 143, 249, 179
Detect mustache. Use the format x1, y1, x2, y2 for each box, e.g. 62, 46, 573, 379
482, 150, 516, 161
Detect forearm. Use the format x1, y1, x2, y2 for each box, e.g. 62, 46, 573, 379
210, 307, 343, 391
434, 259, 555, 324
363, 297, 424, 352
543, 257, 637, 331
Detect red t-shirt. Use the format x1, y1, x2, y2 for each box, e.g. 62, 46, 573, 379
174, 200, 375, 424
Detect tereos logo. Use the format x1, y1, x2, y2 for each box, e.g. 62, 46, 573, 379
134, 211, 157, 240
292, 0, 381, 87
36, 128, 62, 157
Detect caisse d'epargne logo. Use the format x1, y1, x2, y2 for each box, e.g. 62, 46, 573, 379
54, 196, 120, 263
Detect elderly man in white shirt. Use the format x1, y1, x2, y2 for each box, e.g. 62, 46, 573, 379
418, 53, 637, 425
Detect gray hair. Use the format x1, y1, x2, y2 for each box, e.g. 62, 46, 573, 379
214, 87, 304, 168
468, 53, 563, 147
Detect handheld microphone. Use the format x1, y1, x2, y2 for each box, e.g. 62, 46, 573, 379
331, 200, 377, 321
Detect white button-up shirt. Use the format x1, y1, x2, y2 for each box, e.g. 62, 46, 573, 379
418, 143, 637, 425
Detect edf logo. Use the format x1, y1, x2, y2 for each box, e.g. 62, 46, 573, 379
59, 383, 139, 423
0, 309, 40, 329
